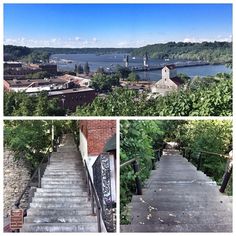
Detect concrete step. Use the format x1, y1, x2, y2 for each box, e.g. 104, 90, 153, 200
131, 210, 232, 225
41, 178, 86, 182
132, 193, 231, 204
27, 208, 92, 216
34, 192, 88, 197
43, 173, 84, 176
32, 197, 88, 203
41, 180, 85, 185
24, 215, 97, 224
131, 199, 232, 212
36, 188, 87, 193
21, 223, 98, 232
30, 202, 90, 208
43, 171, 83, 175
121, 223, 232, 232
41, 183, 86, 188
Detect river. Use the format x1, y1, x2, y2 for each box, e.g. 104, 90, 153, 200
50, 53, 231, 81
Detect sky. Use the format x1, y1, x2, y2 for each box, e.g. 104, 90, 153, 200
4, 4, 232, 48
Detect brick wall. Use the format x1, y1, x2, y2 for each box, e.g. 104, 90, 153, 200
80, 120, 116, 156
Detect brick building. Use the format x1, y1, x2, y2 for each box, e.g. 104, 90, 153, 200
79, 120, 116, 203
48, 88, 96, 112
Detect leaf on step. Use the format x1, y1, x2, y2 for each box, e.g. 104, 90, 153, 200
169, 213, 176, 217
158, 218, 164, 223
139, 197, 146, 203
159, 188, 162, 191
139, 222, 145, 225
146, 214, 152, 220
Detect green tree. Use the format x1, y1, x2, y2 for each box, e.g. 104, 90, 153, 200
127, 72, 140, 81
84, 62, 90, 75
91, 73, 120, 92
77, 64, 84, 74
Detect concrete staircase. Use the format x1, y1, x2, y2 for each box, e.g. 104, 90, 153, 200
21, 134, 98, 232
121, 149, 232, 232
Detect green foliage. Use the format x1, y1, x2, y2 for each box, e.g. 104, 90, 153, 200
115, 65, 131, 79
4, 120, 73, 171
4, 121, 51, 170
91, 73, 120, 92
75, 79, 232, 116
77, 64, 84, 74
120, 121, 165, 224
4, 92, 66, 116
84, 62, 90, 74
120, 120, 232, 224
177, 73, 191, 85
175, 120, 232, 193
132, 41, 232, 63
127, 72, 140, 81
4, 45, 50, 63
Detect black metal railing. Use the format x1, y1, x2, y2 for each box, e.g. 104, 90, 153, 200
84, 160, 103, 232
120, 147, 163, 196
180, 147, 232, 193
92, 153, 114, 232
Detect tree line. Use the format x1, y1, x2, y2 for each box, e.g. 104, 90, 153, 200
132, 41, 232, 64
4, 41, 232, 64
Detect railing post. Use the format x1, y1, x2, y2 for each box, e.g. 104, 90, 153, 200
182, 148, 185, 158
133, 160, 142, 195
152, 158, 156, 170
91, 183, 95, 215
38, 167, 41, 188
197, 152, 202, 170
97, 206, 102, 232
220, 165, 232, 193
187, 150, 191, 162
157, 150, 160, 161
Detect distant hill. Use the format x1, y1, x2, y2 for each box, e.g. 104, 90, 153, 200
4, 45, 134, 63
131, 41, 232, 64
4, 41, 232, 64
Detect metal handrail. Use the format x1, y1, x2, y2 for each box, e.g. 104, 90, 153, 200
180, 147, 232, 193
180, 147, 229, 159
120, 147, 163, 195
14, 147, 51, 208
120, 158, 136, 168
84, 160, 103, 232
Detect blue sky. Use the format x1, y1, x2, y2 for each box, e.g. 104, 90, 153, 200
4, 4, 232, 48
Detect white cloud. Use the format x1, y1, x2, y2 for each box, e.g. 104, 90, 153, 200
183, 35, 232, 43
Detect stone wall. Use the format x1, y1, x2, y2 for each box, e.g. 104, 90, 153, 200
4, 150, 31, 217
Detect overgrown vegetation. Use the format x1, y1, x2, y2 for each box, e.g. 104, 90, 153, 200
4, 120, 78, 171
175, 120, 232, 194
120, 120, 165, 224
4, 91, 66, 116
120, 120, 232, 224
76, 78, 232, 116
